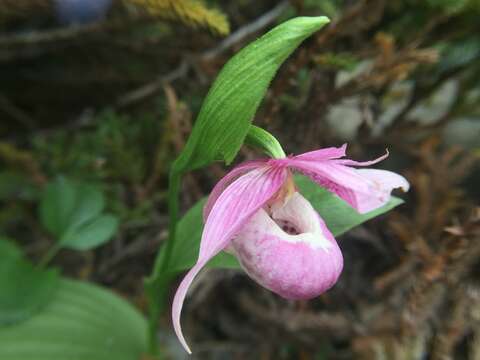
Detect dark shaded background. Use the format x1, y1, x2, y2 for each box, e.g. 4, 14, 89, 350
1, 0, 479, 358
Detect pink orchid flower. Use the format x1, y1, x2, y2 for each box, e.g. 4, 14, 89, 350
172, 144, 409, 353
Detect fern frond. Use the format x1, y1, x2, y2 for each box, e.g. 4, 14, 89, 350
127, 0, 230, 35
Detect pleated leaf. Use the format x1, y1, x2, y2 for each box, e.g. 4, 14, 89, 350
0, 279, 147, 360
173, 16, 330, 173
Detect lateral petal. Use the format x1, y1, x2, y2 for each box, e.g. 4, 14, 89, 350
356, 168, 410, 193
335, 169, 410, 213
293, 143, 347, 161
334, 149, 389, 167
289, 158, 408, 214
203, 160, 267, 221
172, 166, 287, 354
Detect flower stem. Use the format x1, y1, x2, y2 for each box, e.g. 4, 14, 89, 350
146, 165, 182, 355
37, 242, 62, 269
163, 168, 181, 271
245, 125, 286, 159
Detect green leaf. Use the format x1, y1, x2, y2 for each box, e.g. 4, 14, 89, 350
39, 177, 77, 237
61, 215, 119, 251
67, 184, 105, 231
174, 16, 330, 173
0, 279, 148, 360
39, 177, 118, 251
0, 237, 22, 260
0, 261, 59, 326
40, 178, 105, 238
0, 238, 60, 326
294, 174, 404, 236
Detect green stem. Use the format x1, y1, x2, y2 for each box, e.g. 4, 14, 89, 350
163, 169, 181, 271
146, 166, 182, 355
37, 242, 62, 269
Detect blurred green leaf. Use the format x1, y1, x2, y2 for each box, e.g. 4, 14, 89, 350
0, 279, 147, 360
173, 16, 330, 173
67, 184, 105, 231
0, 238, 59, 327
0, 236, 22, 260
39, 177, 118, 251
0, 262, 59, 327
61, 215, 119, 251
39, 177, 77, 237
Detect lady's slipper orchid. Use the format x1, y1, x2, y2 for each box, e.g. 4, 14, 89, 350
172, 144, 409, 353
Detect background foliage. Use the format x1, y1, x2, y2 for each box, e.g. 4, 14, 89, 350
1, 0, 479, 359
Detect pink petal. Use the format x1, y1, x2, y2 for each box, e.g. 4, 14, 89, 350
336, 169, 409, 213
333, 149, 389, 167
172, 166, 287, 354
355, 168, 410, 197
232, 192, 343, 299
292, 143, 347, 161
289, 158, 371, 193
288, 158, 409, 214
203, 160, 267, 221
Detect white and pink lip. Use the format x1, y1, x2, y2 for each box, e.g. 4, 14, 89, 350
231, 191, 343, 300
